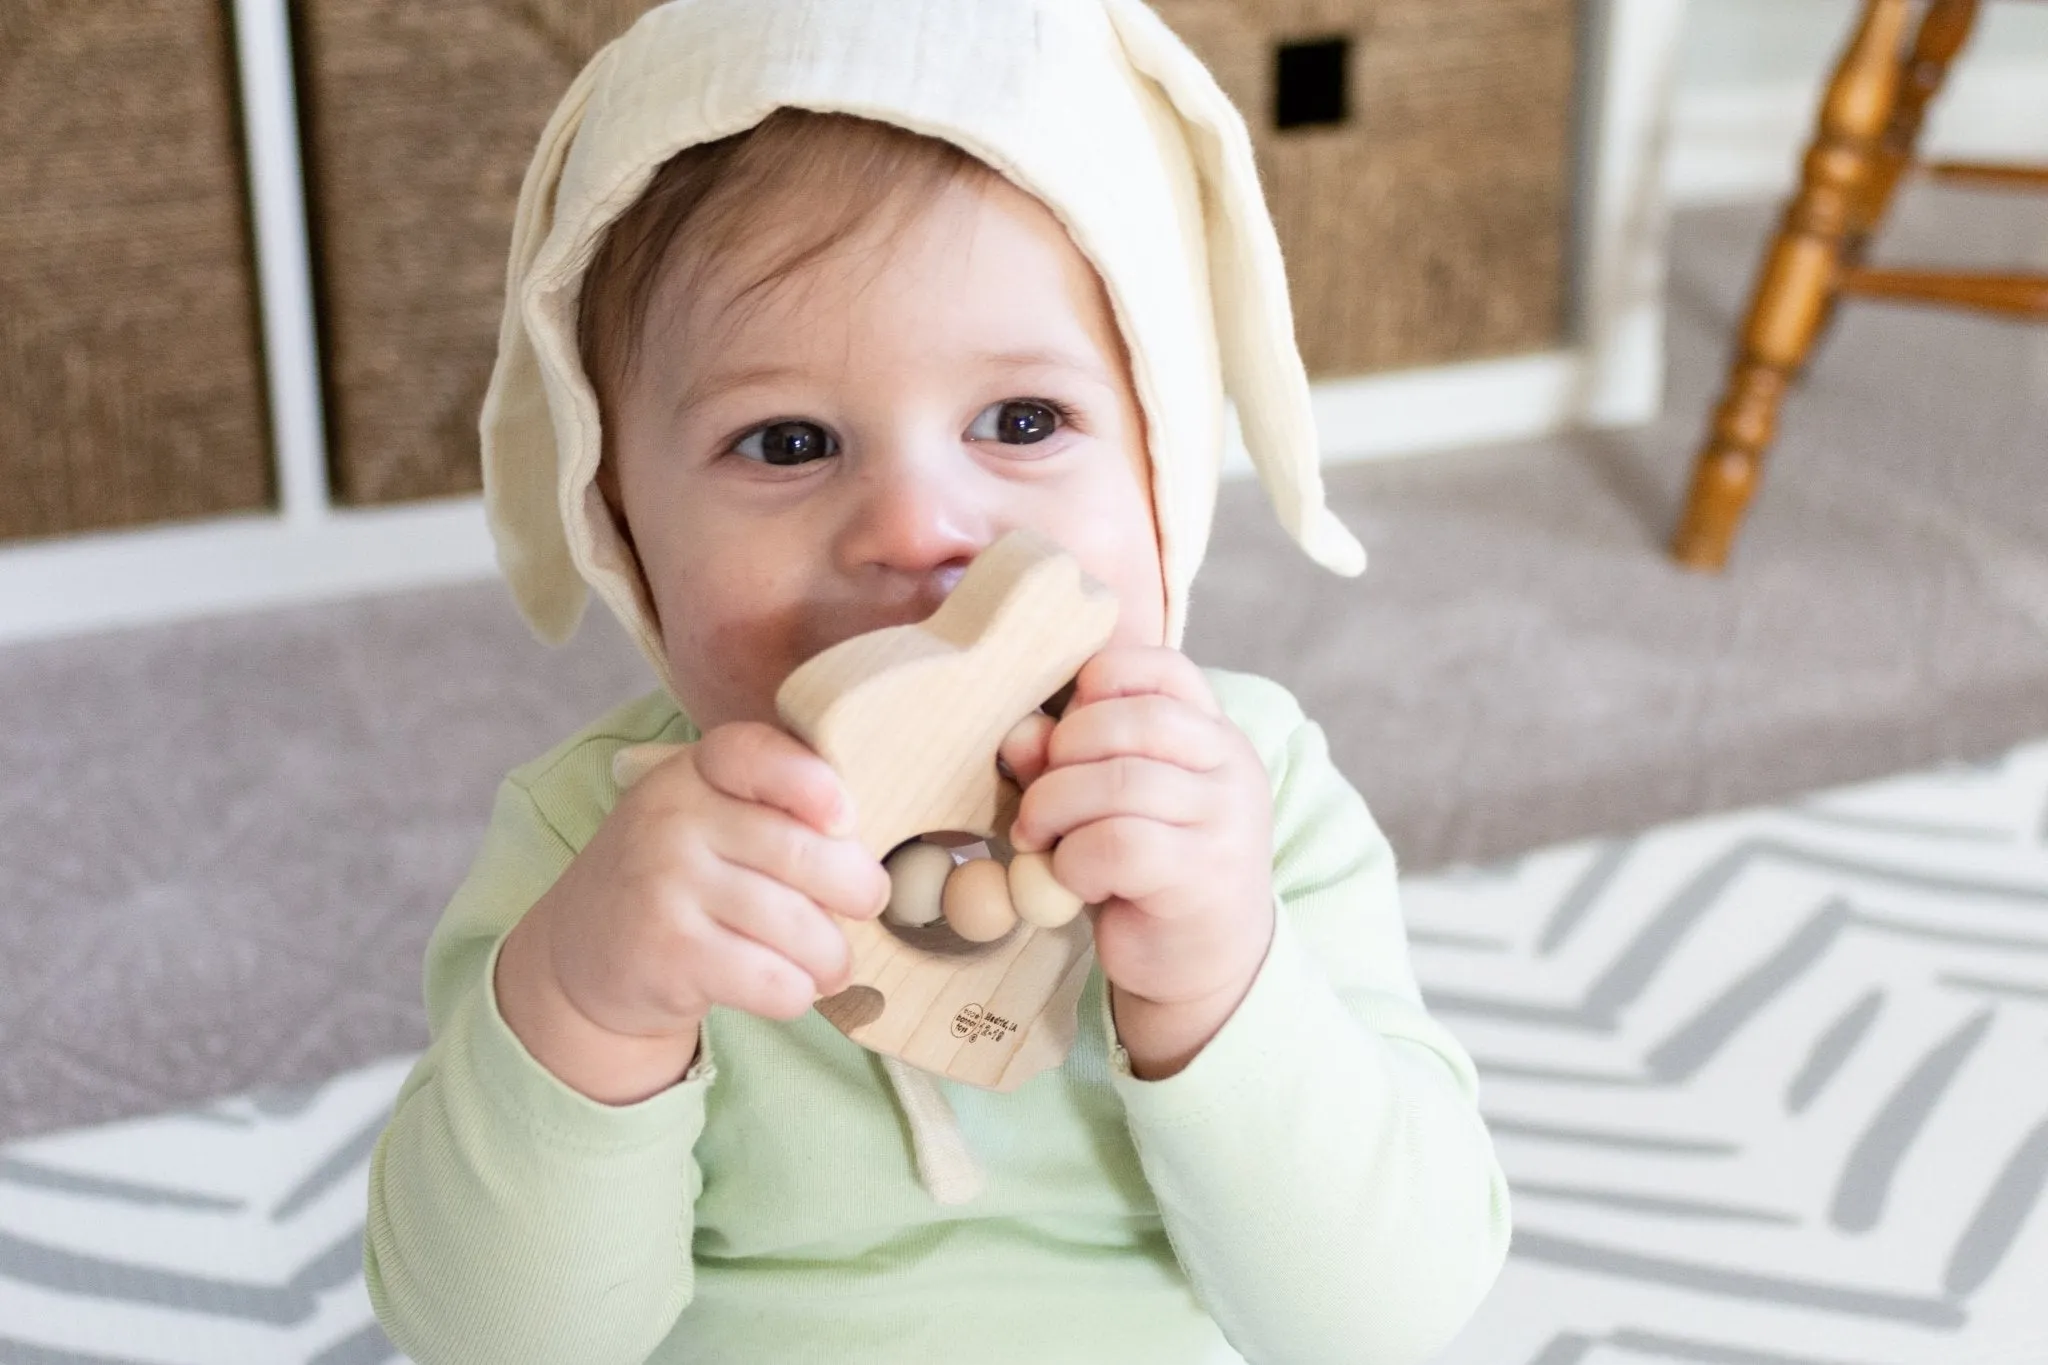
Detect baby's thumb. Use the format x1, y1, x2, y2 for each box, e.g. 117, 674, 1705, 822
997, 712, 1055, 788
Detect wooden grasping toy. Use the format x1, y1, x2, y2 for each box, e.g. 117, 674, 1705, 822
614, 529, 1119, 1092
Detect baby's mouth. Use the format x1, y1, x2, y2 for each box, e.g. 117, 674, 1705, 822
800, 572, 964, 661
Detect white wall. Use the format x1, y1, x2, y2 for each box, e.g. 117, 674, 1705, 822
1669, 0, 2048, 204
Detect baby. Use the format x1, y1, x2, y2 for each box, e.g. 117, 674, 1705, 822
365, 2, 1510, 1363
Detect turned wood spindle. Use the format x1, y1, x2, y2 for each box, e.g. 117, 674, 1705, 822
1671, 0, 1912, 571
1671, 0, 2048, 572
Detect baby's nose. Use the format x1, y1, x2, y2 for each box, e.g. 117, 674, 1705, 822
838, 456, 991, 579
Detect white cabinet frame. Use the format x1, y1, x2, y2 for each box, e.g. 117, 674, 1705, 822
0, 0, 1686, 643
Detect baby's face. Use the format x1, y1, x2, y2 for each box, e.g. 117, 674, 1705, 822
603, 170, 1166, 730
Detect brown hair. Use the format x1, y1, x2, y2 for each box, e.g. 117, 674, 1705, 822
576, 108, 993, 405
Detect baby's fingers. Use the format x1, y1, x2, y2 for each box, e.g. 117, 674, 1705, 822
1009, 755, 1208, 854
718, 803, 889, 922
694, 722, 856, 836
690, 902, 842, 1021
1047, 694, 1231, 773
1050, 815, 1183, 909
998, 711, 1055, 788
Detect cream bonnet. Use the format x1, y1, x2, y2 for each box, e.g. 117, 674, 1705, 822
480, 0, 1364, 690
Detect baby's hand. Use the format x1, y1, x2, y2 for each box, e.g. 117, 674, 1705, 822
495, 723, 890, 1104
1003, 647, 1275, 1073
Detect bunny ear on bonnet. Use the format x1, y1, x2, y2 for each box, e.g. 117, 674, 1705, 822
478, 41, 615, 649
1098, 0, 1365, 581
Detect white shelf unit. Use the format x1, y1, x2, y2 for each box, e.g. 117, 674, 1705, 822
0, 0, 1687, 644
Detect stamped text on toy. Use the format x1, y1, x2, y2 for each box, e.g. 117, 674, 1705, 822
951, 1003, 1019, 1043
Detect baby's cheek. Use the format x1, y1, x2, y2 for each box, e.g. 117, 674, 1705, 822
1109, 542, 1169, 648
1118, 492, 1169, 639
665, 599, 802, 730
1050, 514, 1163, 647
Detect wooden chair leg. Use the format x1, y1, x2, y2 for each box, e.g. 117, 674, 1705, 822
1849, 0, 1981, 253
1671, 0, 1913, 572
1807, 0, 1983, 369
1923, 161, 2048, 192
1835, 267, 2048, 318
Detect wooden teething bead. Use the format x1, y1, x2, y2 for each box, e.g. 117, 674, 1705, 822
882, 840, 954, 928
941, 856, 1019, 943
1008, 851, 1083, 928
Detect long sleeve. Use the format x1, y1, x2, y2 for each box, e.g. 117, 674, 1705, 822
365, 766, 710, 1365
1105, 673, 1513, 1365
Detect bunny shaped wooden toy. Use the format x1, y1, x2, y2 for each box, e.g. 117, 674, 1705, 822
615, 529, 1118, 1091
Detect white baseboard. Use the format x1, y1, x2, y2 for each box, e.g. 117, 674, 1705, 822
1668, 60, 2048, 207
0, 499, 499, 644
1223, 349, 1652, 479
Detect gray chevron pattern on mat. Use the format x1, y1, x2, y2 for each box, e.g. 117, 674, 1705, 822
1417, 739, 2048, 1365
0, 1060, 411, 1363
2, 742, 2045, 1364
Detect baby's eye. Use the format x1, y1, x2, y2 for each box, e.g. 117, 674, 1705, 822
733, 420, 837, 466
967, 399, 1066, 446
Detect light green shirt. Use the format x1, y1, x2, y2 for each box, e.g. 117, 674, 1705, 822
365, 669, 1510, 1364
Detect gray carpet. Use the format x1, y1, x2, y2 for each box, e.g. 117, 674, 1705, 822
3, 192, 2045, 1143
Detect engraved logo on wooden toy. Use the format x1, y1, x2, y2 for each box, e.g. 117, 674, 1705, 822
950, 1003, 1019, 1044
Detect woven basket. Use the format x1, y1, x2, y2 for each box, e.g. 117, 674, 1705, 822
0, 1, 271, 542
295, 0, 655, 505
1153, 0, 1577, 377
